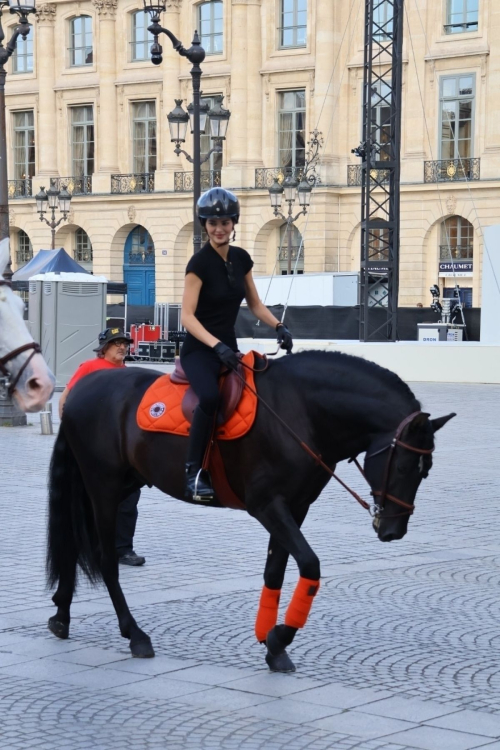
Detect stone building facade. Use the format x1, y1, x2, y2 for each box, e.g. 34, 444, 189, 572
5, 0, 496, 307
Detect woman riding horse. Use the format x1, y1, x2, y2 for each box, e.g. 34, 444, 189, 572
181, 187, 292, 502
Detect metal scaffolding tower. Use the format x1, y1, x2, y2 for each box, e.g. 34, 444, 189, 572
356, 0, 404, 341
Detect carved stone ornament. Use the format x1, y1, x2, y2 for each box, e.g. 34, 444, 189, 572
165, 0, 182, 9
35, 3, 56, 24
67, 208, 75, 225
128, 205, 136, 223
446, 194, 457, 215
92, 0, 117, 16
8, 210, 15, 227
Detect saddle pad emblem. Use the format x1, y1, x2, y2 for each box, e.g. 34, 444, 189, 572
149, 402, 166, 418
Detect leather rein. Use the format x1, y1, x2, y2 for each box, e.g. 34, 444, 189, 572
236, 356, 434, 519
0, 280, 42, 396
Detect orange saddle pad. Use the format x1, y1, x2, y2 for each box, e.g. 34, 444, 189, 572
137, 350, 258, 440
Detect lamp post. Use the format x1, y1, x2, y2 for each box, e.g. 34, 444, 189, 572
141, 0, 230, 253
0, 0, 36, 426
267, 129, 322, 274
35, 181, 72, 249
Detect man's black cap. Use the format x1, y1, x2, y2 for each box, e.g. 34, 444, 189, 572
93, 327, 132, 352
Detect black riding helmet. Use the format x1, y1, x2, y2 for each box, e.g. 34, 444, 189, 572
197, 187, 240, 227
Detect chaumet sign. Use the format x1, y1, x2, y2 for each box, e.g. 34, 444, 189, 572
439, 261, 473, 278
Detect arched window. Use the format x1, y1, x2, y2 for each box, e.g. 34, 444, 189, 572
198, 1, 223, 55
127, 226, 155, 265
279, 224, 304, 274
75, 228, 93, 264
16, 230, 32, 266
69, 16, 93, 67
440, 216, 473, 260
131, 10, 153, 61
13, 25, 33, 73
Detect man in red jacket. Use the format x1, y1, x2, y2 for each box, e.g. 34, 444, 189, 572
59, 327, 146, 566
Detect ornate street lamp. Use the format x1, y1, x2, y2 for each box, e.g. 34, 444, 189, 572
142, 0, 230, 252
267, 130, 323, 275
0, 0, 37, 425
35, 181, 72, 250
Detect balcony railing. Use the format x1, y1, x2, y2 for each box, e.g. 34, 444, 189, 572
8, 179, 32, 198
16, 250, 33, 265
439, 245, 473, 260
444, 21, 478, 34
347, 165, 390, 186
111, 173, 155, 194
54, 176, 92, 195
424, 158, 480, 183
255, 166, 314, 189
174, 170, 221, 192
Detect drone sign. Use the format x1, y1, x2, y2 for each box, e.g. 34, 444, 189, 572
439, 261, 473, 277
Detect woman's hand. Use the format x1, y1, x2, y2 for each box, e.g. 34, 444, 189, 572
213, 342, 240, 369
276, 323, 293, 353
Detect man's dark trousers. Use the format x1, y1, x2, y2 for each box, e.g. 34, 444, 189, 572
116, 490, 141, 555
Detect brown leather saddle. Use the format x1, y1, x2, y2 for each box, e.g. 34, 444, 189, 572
170, 357, 244, 425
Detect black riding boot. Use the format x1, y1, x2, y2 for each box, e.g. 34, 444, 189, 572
185, 406, 215, 502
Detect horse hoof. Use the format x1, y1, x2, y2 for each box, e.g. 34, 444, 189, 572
265, 649, 296, 673
48, 617, 69, 640
131, 639, 155, 659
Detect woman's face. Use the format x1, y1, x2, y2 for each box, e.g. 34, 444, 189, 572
205, 218, 234, 246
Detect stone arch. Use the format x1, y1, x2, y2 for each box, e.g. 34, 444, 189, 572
9, 225, 33, 272
55, 223, 93, 271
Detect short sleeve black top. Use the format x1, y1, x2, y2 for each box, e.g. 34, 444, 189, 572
182, 242, 254, 354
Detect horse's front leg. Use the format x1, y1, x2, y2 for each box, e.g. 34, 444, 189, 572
250, 497, 319, 673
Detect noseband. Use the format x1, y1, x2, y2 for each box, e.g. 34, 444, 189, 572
352, 411, 435, 518
0, 280, 42, 397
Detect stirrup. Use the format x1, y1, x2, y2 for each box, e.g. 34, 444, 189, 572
186, 468, 214, 503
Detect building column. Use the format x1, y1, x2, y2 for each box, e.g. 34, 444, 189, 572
313, 0, 337, 185
91, 0, 118, 193
35, 4, 58, 179
156, 0, 182, 192
223, 0, 263, 189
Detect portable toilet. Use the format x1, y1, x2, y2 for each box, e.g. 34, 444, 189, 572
29, 272, 107, 388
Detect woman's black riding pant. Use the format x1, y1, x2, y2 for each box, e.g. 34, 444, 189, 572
180, 348, 221, 417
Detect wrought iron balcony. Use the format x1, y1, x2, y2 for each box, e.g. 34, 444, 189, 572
174, 170, 221, 192
8, 179, 32, 198
255, 166, 313, 189
54, 176, 92, 195
278, 246, 302, 262
424, 159, 480, 183
16, 249, 33, 265
439, 245, 473, 260
111, 173, 155, 194
347, 164, 390, 186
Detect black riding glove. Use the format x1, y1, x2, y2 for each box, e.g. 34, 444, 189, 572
213, 342, 240, 370
276, 323, 293, 353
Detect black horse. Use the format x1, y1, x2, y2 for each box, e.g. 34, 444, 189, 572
47, 351, 454, 672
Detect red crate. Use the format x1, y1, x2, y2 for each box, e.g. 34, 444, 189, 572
130, 324, 161, 354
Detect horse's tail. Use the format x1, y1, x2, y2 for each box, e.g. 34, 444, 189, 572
46, 426, 102, 588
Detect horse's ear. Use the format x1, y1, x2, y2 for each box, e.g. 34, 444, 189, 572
430, 413, 456, 433
409, 412, 430, 431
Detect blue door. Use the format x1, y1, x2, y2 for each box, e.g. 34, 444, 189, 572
123, 226, 155, 305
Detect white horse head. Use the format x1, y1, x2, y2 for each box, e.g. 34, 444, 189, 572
0, 238, 55, 411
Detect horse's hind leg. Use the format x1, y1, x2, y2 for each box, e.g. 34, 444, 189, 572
48, 551, 77, 640
251, 498, 318, 672
94, 503, 155, 658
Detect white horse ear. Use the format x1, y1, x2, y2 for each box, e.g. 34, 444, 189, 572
0, 238, 10, 276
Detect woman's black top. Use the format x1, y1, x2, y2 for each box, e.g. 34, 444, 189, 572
182, 242, 254, 355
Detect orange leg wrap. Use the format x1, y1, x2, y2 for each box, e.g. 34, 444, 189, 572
255, 586, 281, 643
284, 577, 320, 629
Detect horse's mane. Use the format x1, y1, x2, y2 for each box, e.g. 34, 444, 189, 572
275, 349, 420, 409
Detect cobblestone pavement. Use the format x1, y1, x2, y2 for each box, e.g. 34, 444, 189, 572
1, 382, 500, 749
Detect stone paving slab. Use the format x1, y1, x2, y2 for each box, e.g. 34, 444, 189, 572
0, 383, 500, 749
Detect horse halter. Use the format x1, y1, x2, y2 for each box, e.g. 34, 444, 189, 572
352, 411, 435, 518
0, 280, 42, 397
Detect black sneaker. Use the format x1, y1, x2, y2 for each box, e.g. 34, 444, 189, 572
118, 551, 146, 566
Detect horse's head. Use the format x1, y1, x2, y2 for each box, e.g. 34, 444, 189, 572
0, 239, 55, 411
364, 411, 456, 542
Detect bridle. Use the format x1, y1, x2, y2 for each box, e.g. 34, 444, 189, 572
0, 280, 42, 397
350, 411, 435, 519
235, 357, 434, 521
